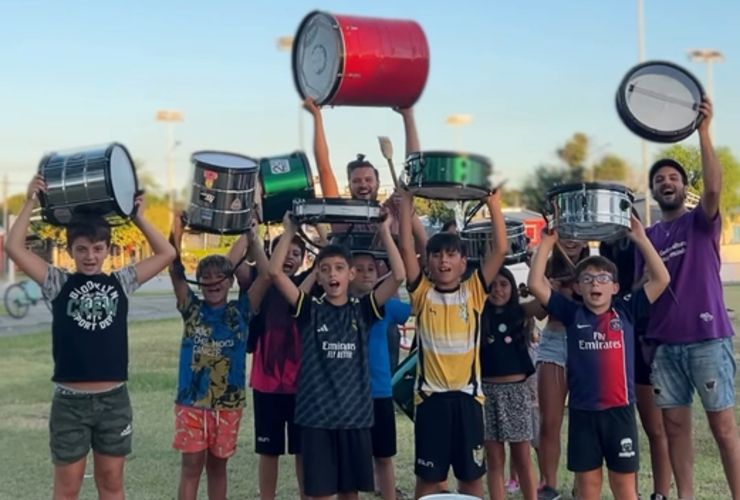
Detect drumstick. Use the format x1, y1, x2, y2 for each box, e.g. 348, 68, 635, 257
377, 136, 399, 188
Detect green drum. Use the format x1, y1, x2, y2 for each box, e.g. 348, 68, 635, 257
259, 152, 315, 223
391, 350, 417, 421
404, 151, 492, 200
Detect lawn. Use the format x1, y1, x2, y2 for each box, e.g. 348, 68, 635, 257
2, 287, 740, 499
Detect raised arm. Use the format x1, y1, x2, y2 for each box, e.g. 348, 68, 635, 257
131, 196, 177, 285
304, 98, 340, 198
627, 215, 669, 303
398, 188, 421, 285
267, 213, 302, 308
245, 224, 271, 312
395, 107, 420, 157
374, 214, 406, 306
4, 175, 50, 285
479, 190, 508, 286
527, 230, 558, 306
226, 232, 249, 268
697, 98, 720, 218
168, 211, 191, 308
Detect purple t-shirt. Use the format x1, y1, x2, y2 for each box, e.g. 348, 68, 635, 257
634, 203, 733, 344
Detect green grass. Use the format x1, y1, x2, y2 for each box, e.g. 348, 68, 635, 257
2, 295, 740, 500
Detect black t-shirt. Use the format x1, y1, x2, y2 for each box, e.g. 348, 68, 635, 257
479, 303, 535, 378
291, 290, 384, 429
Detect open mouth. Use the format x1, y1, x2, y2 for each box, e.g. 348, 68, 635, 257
437, 265, 451, 275
589, 291, 603, 301
328, 280, 340, 292
661, 186, 676, 198
283, 262, 294, 273
355, 190, 372, 199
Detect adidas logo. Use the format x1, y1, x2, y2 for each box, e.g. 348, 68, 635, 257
120, 424, 132, 437
318, 324, 329, 333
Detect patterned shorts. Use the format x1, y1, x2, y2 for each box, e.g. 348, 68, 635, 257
173, 405, 243, 458
482, 381, 533, 443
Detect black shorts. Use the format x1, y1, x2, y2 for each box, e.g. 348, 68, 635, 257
301, 427, 374, 497
414, 392, 486, 482
371, 397, 397, 458
567, 405, 639, 474
253, 390, 301, 456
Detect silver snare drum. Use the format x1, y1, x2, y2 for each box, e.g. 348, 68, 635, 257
461, 218, 530, 265
38, 143, 139, 226
293, 198, 381, 224
546, 182, 634, 241
186, 151, 259, 235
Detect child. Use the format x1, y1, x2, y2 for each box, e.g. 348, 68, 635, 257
168, 215, 268, 500
4, 174, 176, 500
398, 188, 508, 500
268, 212, 405, 500
527, 216, 670, 500
480, 267, 544, 500
350, 252, 411, 500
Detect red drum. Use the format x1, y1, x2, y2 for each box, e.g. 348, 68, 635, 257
292, 11, 430, 108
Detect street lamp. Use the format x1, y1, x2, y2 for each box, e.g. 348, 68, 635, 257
276, 36, 304, 150
687, 49, 724, 141
446, 114, 473, 151
155, 110, 184, 220
637, 0, 651, 225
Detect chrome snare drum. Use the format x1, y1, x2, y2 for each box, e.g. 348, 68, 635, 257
293, 198, 381, 224
38, 143, 139, 226
546, 182, 634, 241
186, 151, 259, 235
461, 219, 530, 265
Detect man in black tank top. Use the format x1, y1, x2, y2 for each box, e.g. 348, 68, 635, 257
5, 175, 176, 500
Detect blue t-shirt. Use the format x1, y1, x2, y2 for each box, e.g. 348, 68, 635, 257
545, 288, 650, 411
175, 289, 251, 410
369, 298, 411, 398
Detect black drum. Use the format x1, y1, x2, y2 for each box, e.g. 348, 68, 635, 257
186, 151, 259, 235
38, 143, 139, 226
461, 219, 530, 265
328, 231, 399, 259
616, 61, 705, 143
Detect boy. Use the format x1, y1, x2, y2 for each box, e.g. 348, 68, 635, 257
268, 212, 405, 500
398, 188, 508, 500
350, 253, 412, 500
526, 216, 670, 500
4, 174, 176, 500
168, 215, 269, 500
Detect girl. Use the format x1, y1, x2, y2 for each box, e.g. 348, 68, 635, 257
480, 267, 544, 500
536, 240, 589, 500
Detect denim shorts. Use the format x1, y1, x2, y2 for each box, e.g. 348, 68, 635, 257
651, 338, 736, 412
536, 327, 567, 368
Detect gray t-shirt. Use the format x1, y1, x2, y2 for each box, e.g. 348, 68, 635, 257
43, 264, 140, 301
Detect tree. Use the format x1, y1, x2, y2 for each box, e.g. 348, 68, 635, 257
521, 165, 584, 212
656, 144, 740, 215
592, 154, 630, 182
557, 132, 589, 176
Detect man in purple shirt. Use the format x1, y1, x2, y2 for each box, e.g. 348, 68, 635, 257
635, 97, 740, 500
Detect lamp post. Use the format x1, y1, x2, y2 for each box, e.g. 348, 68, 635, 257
687, 49, 724, 142
276, 36, 304, 150
155, 110, 184, 222
446, 114, 473, 151
637, 0, 651, 225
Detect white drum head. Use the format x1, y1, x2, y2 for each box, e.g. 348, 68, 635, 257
192, 152, 258, 170
294, 11, 342, 104
109, 145, 137, 216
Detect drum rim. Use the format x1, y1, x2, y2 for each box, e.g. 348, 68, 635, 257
406, 150, 492, 167
296, 197, 381, 208
259, 151, 315, 193
407, 182, 491, 201
546, 182, 635, 199
616, 60, 705, 142
291, 10, 344, 106
105, 143, 140, 218
191, 150, 260, 172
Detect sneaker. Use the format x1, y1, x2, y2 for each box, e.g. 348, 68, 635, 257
505, 478, 520, 493
537, 486, 562, 500
650, 495, 667, 500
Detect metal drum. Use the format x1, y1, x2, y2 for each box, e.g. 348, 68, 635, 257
404, 151, 492, 201
259, 152, 315, 224
461, 219, 530, 265
293, 198, 381, 225
186, 151, 258, 235
328, 231, 399, 259
38, 143, 139, 226
391, 351, 417, 421
292, 10, 429, 108
546, 182, 634, 242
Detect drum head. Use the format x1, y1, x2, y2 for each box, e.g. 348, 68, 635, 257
616, 61, 704, 143
109, 145, 138, 217
292, 11, 342, 105
410, 186, 489, 201
192, 151, 259, 171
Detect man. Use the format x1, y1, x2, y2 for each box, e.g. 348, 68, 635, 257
635, 97, 740, 500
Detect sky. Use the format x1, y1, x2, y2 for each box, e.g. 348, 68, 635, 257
0, 0, 738, 197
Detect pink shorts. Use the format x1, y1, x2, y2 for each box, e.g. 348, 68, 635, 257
173, 405, 243, 458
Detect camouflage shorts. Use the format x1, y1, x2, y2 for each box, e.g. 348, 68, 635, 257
49, 384, 133, 464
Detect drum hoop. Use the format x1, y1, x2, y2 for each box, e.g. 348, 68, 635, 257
105, 143, 139, 218
616, 60, 705, 141
406, 150, 492, 168
291, 10, 345, 106
546, 182, 634, 199
191, 150, 260, 173
301, 198, 381, 208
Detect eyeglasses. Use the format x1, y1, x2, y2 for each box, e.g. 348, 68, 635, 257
577, 273, 614, 285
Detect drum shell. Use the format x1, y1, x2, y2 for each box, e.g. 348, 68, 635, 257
38, 143, 139, 226
461, 220, 530, 264
292, 11, 430, 108
405, 152, 492, 201
329, 231, 399, 259
259, 152, 315, 224
293, 198, 381, 224
391, 351, 417, 421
